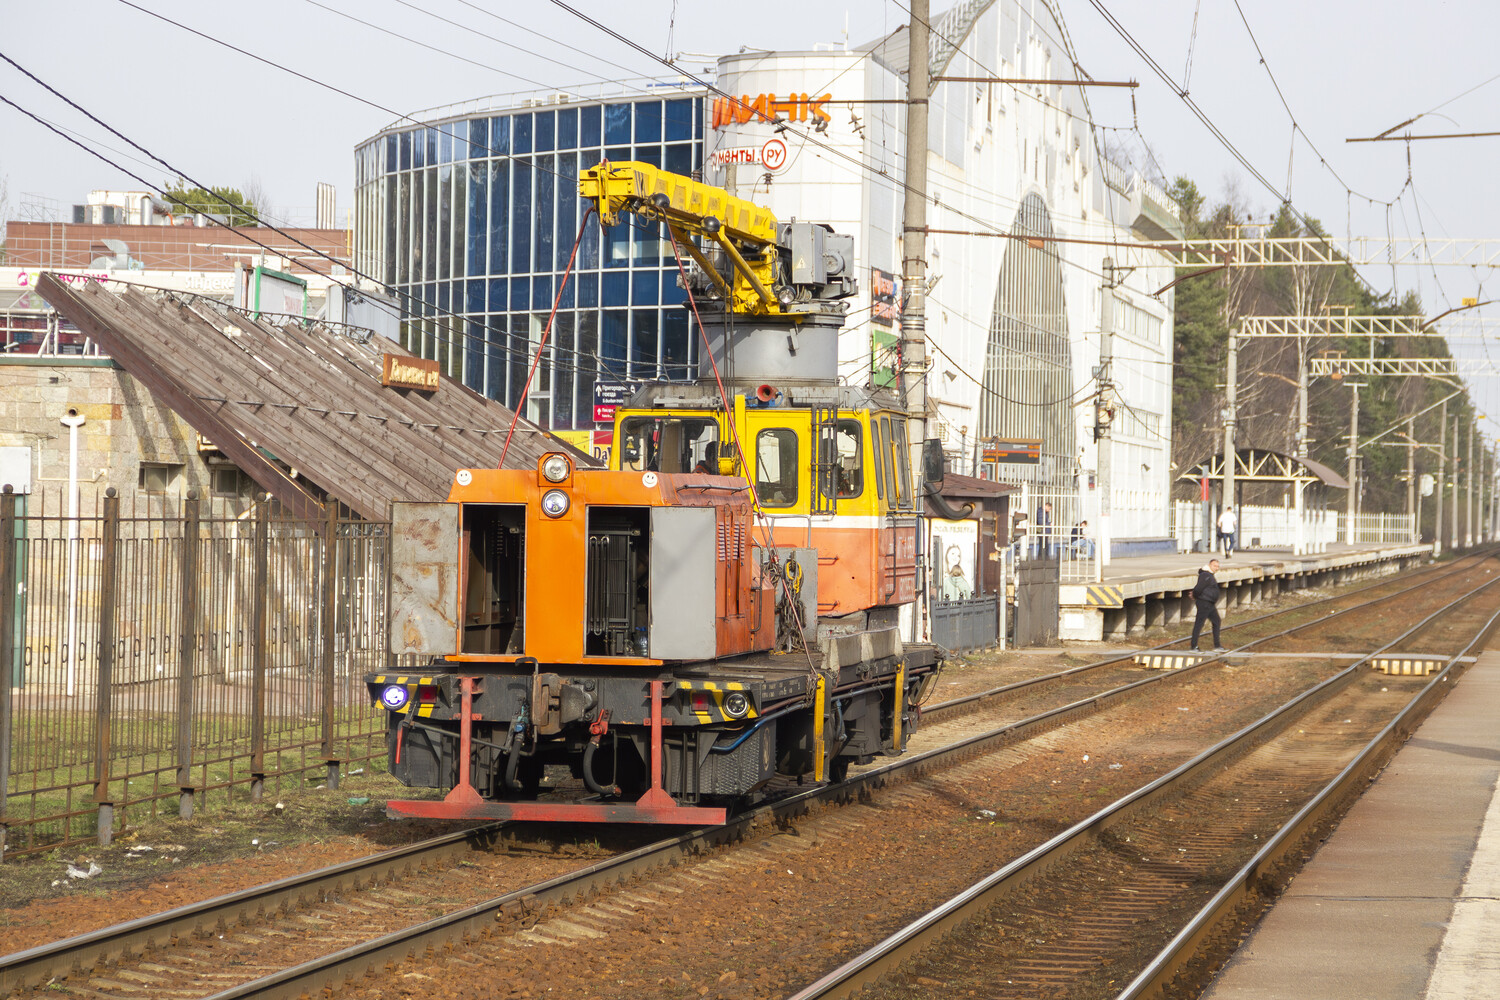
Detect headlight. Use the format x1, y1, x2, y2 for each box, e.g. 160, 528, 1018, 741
541, 489, 570, 518
380, 684, 410, 710
723, 691, 750, 719
542, 454, 570, 483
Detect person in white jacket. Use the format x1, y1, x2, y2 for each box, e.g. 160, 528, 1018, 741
1217, 506, 1238, 558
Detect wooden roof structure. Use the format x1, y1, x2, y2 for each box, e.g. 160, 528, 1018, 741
39, 274, 591, 521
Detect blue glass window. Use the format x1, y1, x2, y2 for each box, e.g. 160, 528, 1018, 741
578, 273, 599, 308
631, 309, 659, 377
511, 163, 532, 271
466, 279, 485, 314
664, 142, 692, 175
468, 117, 488, 159
490, 116, 510, 155
425, 127, 438, 166
664, 99, 694, 142
601, 310, 628, 366
440, 125, 453, 164
411, 129, 424, 168
465, 320, 484, 390
536, 156, 555, 271
467, 164, 487, 274
661, 271, 686, 305
513, 114, 533, 154
488, 160, 508, 273
557, 153, 579, 269
633, 146, 661, 168
438, 164, 453, 279
632, 269, 659, 305
533, 275, 553, 310
661, 311, 690, 380
558, 275, 576, 308
600, 223, 628, 268
634, 101, 662, 143
534, 110, 555, 152
399, 130, 412, 170
436, 282, 450, 314
510, 277, 529, 310
580, 104, 602, 146
422, 169, 437, 281
488, 278, 507, 312
509, 316, 530, 405
386, 134, 398, 172
579, 212, 599, 268
557, 107, 578, 149
605, 146, 631, 163
604, 103, 631, 145
602, 271, 628, 305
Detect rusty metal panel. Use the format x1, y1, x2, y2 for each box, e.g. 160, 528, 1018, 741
389, 502, 460, 657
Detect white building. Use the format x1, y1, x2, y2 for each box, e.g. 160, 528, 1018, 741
708, 0, 1181, 545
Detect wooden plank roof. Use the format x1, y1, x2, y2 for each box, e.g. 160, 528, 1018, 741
39, 275, 592, 520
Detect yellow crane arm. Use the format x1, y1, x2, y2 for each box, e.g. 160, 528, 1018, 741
578, 160, 781, 314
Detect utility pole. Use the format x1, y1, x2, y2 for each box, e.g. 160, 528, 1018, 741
1466, 421, 1475, 547
1436, 401, 1446, 556
900, 0, 930, 481
1345, 383, 1359, 544
1451, 416, 1460, 551
1405, 416, 1415, 542
1223, 327, 1238, 535
1098, 257, 1115, 567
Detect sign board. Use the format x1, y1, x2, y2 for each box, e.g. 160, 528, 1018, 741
381, 353, 440, 391
981, 438, 1042, 464
711, 93, 831, 130
1420, 473, 1435, 497
592, 381, 641, 423
871, 267, 900, 327
871, 329, 899, 388
708, 137, 789, 171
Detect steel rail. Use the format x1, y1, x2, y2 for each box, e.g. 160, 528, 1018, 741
1115, 604, 1500, 1000
784, 569, 1500, 1000
0, 825, 502, 993
5, 552, 1483, 998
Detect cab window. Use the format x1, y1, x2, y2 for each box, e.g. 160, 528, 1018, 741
871, 417, 887, 501
878, 416, 897, 508
891, 416, 912, 508
755, 428, 798, 507
819, 418, 863, 499
618, 416, 718, 473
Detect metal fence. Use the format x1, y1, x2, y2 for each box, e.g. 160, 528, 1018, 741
0, 487, 392, 858
1171, 501, 1414, 553
1015, 488, 1100, 582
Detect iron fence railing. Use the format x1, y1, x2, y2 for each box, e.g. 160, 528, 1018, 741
0, 487, 392, 858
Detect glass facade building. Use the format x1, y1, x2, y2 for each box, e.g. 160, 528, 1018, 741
353, 93, 706, 430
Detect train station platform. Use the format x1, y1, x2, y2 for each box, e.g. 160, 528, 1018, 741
1201, 648, 1500, 1000
1057, 541, 1431, 641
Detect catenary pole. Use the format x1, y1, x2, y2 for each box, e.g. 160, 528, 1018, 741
901, 0, 929, 481
1099, 258, 1115, 566
1436, 401, 1446, 556
1451, 416, 1460, 551
1345, 384, 1358, 544
1223, 327, 1238, 544
1405, 416, 1415, 541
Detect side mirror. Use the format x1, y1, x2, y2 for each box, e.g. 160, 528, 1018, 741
922, 438, 944, 487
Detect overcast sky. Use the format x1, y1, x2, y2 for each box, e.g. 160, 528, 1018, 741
5, 0, 1499, 428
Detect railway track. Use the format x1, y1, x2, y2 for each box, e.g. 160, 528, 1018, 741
789, 562, 1500, 1000
4, 552, 1491, 999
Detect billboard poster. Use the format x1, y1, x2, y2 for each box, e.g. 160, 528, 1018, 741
870, 267, 900, 327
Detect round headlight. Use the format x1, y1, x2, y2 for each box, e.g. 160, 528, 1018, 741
541, 489, 571, 518
380, 684, 410, 710
542, 454, 571, 483
723, 691, 750, 719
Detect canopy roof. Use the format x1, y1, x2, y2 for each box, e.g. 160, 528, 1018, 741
1178, 448, 1349, 489
39, 274, 590, 520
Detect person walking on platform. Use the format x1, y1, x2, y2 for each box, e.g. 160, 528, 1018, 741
1189, 558, 1226, 652
1217, 505, 1238, 558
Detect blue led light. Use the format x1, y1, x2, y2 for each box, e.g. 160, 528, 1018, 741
381, 685, 410, 710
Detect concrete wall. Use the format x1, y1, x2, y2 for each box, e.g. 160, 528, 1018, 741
0, 356, 249, 514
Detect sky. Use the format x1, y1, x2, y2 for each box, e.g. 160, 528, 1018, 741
4, 0, 1500, 427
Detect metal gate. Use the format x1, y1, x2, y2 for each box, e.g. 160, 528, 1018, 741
1014, 555, 1059, 646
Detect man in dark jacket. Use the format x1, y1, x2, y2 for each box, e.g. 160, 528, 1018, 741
1189, 558, 1226, 652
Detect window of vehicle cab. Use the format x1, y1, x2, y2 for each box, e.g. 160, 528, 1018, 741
617, 415, 719, 473
818, 418, 864, 500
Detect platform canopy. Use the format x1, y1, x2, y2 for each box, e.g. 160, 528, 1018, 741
1178, 448, 1349, 490
39, 274, 593, 521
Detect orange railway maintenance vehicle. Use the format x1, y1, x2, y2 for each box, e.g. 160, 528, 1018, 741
365, 162, 946, 824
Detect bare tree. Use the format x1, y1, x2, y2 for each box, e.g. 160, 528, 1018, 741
239, 175, 276, 227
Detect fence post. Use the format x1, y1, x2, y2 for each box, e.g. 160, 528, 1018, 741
0, 485, 18, 860
249, 497, 269, 802
95, 487, 119, 846
320, 501, 340, 790
177, 491, 200, 820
